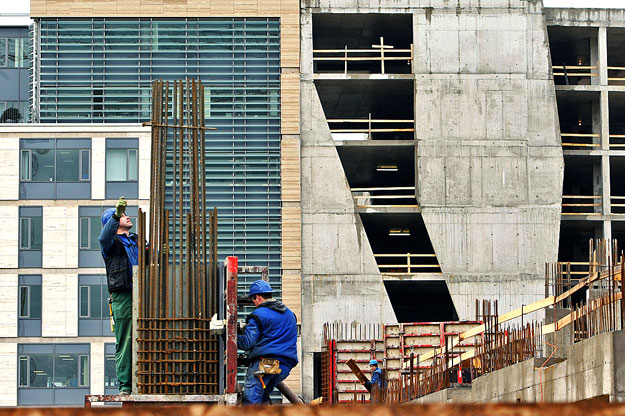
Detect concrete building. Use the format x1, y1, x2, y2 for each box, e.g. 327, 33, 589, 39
0, 0, 624, 406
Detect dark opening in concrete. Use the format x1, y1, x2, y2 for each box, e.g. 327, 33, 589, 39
556, 90, 600, 139
548, 26, 597, 86
558, 219, 603, 262
384, 280, 458, 323
360, 213, 439, 273
315, 79, 414, 140
337, 145, 415, 188
608, 28, 625, 86
312, 13, 413, 74
609, 91, 625, 137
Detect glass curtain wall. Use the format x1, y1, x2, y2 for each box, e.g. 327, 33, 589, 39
39, 18, 282, 297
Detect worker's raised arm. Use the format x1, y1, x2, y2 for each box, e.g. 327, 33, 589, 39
237, 316, 260, 351
99, 211, 119, 257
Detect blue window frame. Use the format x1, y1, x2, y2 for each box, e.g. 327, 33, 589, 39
105, 138, 138, 199
78, 274, 113, 336
20, 139, 92, 200
19, 207, 42, 268
17, 344, 90, 406
18, 275, 42, 337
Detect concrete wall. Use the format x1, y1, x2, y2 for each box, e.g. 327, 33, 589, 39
415, 1, 563, 320
300, 0, 563, 398
414, 331, 625, 403
299, 80, 397, 398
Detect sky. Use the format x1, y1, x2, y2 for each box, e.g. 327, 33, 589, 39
0, 0, 623, 14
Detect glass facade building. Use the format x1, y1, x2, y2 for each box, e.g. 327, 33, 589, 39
0, 26, 31, 122
37, 18, 283, 296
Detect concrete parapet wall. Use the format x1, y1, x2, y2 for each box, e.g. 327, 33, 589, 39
414, 331, 625, 403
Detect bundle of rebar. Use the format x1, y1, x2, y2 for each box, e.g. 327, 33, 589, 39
137, 79, 220, 395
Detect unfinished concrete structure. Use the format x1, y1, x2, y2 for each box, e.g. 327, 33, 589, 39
300, 0, 564, 399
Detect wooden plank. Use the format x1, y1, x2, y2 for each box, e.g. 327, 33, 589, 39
346, 359, 371, 392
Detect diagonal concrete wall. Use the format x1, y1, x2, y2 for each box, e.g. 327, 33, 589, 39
300, 80, 397, 399
414, 1, 563, 319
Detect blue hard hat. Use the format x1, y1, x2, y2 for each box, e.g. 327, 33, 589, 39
249, 280, 273, 298
369, 359, 378, 366
101, 208, 116, 226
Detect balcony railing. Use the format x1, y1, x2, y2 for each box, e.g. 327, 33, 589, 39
329, 116, 415, 141
561, 195, 601, 215
374, 253, 441, 276
608, 66, 625, 84
313, 38, 414, 75
351, 186, 417, 208
552, 65, 598, 81
560, 133, 600, 149
611, 196, 625, 215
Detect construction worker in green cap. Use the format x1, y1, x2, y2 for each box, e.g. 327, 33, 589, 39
99, 197, 140, 396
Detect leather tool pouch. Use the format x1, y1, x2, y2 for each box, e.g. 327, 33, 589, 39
259, 358, 281, 375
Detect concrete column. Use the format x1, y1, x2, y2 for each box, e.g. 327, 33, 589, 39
604, 220, 612, 241
601, 90, 610, 151
598, 27, 608, 86
590, 30, 599, 86
602, 153, 611, 216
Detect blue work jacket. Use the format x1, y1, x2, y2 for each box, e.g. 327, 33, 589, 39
238, 300, 298, 369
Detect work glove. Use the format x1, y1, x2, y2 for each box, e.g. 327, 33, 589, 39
115, 196, 127, 217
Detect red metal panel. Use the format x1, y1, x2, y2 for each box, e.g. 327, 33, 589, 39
225, 256, 239, 394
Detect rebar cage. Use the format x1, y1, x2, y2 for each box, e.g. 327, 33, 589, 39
136, 80, 220, 395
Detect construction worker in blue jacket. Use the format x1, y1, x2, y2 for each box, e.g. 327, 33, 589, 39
237, 280, 298, 404
99, 197, 138, 397
363, 359, 382, 402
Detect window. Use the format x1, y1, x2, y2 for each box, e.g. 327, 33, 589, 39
78, 274, 112, 336
17, 344, 90, 406
79, 217, 102, 250
0, 101, 29, 123
78, 206, 138, 268
19, 207, 42, 268
0, 37, 29, 68
21, 148, 90, 182
19, 217, 42, 250
106, 149, 137, 181
104, 343, 119, 394
105, 139, 139, 199
18, 275, 42, 337
20, 139, 92, 200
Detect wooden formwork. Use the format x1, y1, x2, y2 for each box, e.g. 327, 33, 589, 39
335, 339, 384, 403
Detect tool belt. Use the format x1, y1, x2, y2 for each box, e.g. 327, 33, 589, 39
258, 358, 281, 375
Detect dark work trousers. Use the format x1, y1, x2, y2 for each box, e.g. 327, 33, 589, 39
111, 291, 132, 393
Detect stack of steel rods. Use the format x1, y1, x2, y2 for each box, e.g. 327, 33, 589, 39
137, 79, 219, 395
